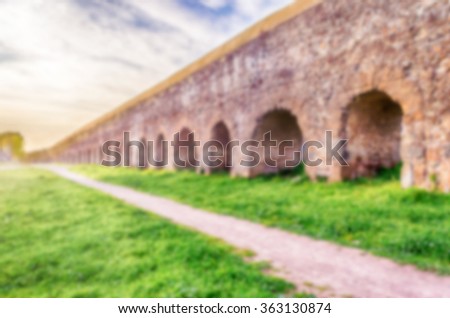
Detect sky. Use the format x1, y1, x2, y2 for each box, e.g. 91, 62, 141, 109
0, 0, 292, 151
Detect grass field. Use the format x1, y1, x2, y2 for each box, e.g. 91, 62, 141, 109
0, 168, 294, 297
73, 165, 450, 274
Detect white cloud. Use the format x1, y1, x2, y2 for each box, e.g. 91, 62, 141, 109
199, 0, 229, 9
0, 0, 291, 151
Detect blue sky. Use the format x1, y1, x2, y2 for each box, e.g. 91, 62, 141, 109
0, 0, 291, 151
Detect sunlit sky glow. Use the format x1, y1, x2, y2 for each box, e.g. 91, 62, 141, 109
0, 0, 291, 151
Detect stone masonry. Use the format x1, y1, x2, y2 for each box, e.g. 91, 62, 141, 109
44, 0, 450, 192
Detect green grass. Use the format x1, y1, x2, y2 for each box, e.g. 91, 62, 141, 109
0, 169, 293, 297
73, 165, 450, 274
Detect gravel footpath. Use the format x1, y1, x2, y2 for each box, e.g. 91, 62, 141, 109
46, 165, 450, 298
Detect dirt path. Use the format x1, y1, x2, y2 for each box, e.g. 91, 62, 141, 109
46, 165, 450, 298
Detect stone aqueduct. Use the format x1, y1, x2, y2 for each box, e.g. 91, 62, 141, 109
42, 0, 449, 192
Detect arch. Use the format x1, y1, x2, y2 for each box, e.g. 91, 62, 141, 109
207, 121, 232, 172
173, 127, 197, 170
98, 145, 104, 165
150, 133, 167, 168
139, 136, 148, 169
90, 147, 95, 164
93, 146, 100, 164
251, 109, 303, 176
86, 149, 91, 163
342, 89, 403, 179
118, 142, 124, 166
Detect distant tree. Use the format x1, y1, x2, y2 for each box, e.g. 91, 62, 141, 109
0, 132, 25, 160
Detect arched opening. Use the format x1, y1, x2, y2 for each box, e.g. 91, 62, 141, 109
94, 148, 98, 163
86, 149, 91, 163
139, 137, 148, 169
151, 134, 167, 168
343, 90, 403, 179
91, 147, 96, 164
208, 121, 231, 172
98, 146, 104, 165
251, 109, 303, 175
173, 128, 197, 170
